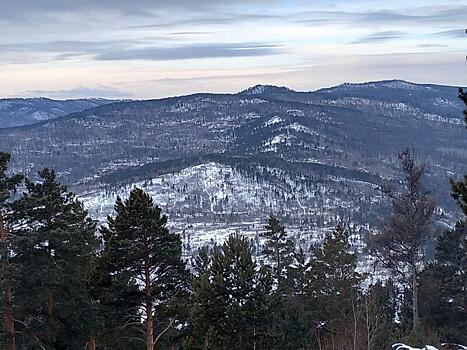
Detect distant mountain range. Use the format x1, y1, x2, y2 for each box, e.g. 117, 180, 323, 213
0, 97, 115, 128
0, 80, 465, 253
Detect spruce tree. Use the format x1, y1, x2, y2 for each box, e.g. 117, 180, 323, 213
11, 168, 98, 349
100, 187, 189, 350
191, 234, 271, 350
368, 150, 436, 332
420, 221, 466, 344
89, 246, 141, 350
450, 88, 467, 215
0, 152, 22, 350
311, 225, 363, 349
262, 215, 294, 289
267, 247, 314, 350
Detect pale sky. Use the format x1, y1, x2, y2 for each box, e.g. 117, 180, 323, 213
1, 0, 466, 99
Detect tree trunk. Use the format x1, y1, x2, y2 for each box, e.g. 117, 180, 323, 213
88, 336, 97, 350
1, 210, 16, 350
45, 288, 54, 345
144, 256, 154, 350
412, 257, 419, 331
352, 299, 357, 350
146, 301, 154, 350
4, 288, 16, 350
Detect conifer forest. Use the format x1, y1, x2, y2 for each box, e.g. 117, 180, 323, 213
0, 90, 465, 350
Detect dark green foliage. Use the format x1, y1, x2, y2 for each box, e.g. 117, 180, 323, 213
459, 88, 467, 125
311, 225, 363, 349
11, 168, 98, 349
1, 124, 465, 350
364, 281, 401, 349
420, 221, 467, 344
0, 152, 23, 350
275, 247, 315, 349
0, 152, 23, 204
262, 215, 294, 289
191, 234, 272, 350
449, 88, 467, 215
451, 177, 467, 215
99, 187, 190, 349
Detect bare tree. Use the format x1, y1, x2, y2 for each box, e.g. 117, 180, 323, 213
368, 150, 436, 331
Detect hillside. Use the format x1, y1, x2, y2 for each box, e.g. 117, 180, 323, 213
0, 97, 114, 127
1, 80, 465, 244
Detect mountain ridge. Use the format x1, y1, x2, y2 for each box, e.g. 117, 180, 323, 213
0, 80, 465, 233
2, 80, 461, 129
0, 97, 116, 128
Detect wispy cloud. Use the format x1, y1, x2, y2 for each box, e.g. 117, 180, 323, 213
351, 31, 406, 44
27, 86, 132, 99
0, 40, 284, 61
296, 6, 467, 27
1, 38, 286, 62
433, 29, 466, 38
94, 43, 283, 61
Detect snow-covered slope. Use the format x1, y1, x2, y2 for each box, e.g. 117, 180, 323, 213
80, 162, 378, 259
0, 97, 114, 128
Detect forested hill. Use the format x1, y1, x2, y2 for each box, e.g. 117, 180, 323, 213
0, 97, 115, 128
1, 80, 466, 228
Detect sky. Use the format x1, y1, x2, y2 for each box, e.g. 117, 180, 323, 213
1, 0, 466, 99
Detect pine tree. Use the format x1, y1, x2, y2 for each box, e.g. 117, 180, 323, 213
0, 152, 22, 350
288, 247, 312, 298
311, 225, 363, 350
100, 187, 189, 350
11, 168, 98, 349
89, 246, 141, 350
368, 150, 436, 332
420, 221, 466, 344
191, 234, 271, 350
262, 215, 294, 289
267, 247, 314, 350
450, 88, 467, 215
458, 87, 467, 125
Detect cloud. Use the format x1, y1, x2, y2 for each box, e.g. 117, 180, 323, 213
112, 52, 467, 99
168, 31, 211, 36
26, 86, 133, 99
418, 43, 448, 48
0, 0, 277, 20
94, 43, 283, 61
433, 29, 466, 38
296, 5, 467, 27
126, 13, 280, 29
0, 40, 283, 62
351, 31, 406, 44
1, 1, 466, 98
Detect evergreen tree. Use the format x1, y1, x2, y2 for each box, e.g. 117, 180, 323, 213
191, 234, 271, 350
262, 215, 294, 289
311, 225, 363, 350
450, 88, 467, 215
459, 87, 467, 125
100, 187, 189, 350
420, 221, 466, 344
363, 281, 400, 350
267, 247, 314, 350
0, 152, 22, 350
11, 169, 98, 349
368, 150, 436, 332
89, 246, 141, 350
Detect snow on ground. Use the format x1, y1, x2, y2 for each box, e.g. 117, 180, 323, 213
263, 116, 283, 126
79, 162, 380, 271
